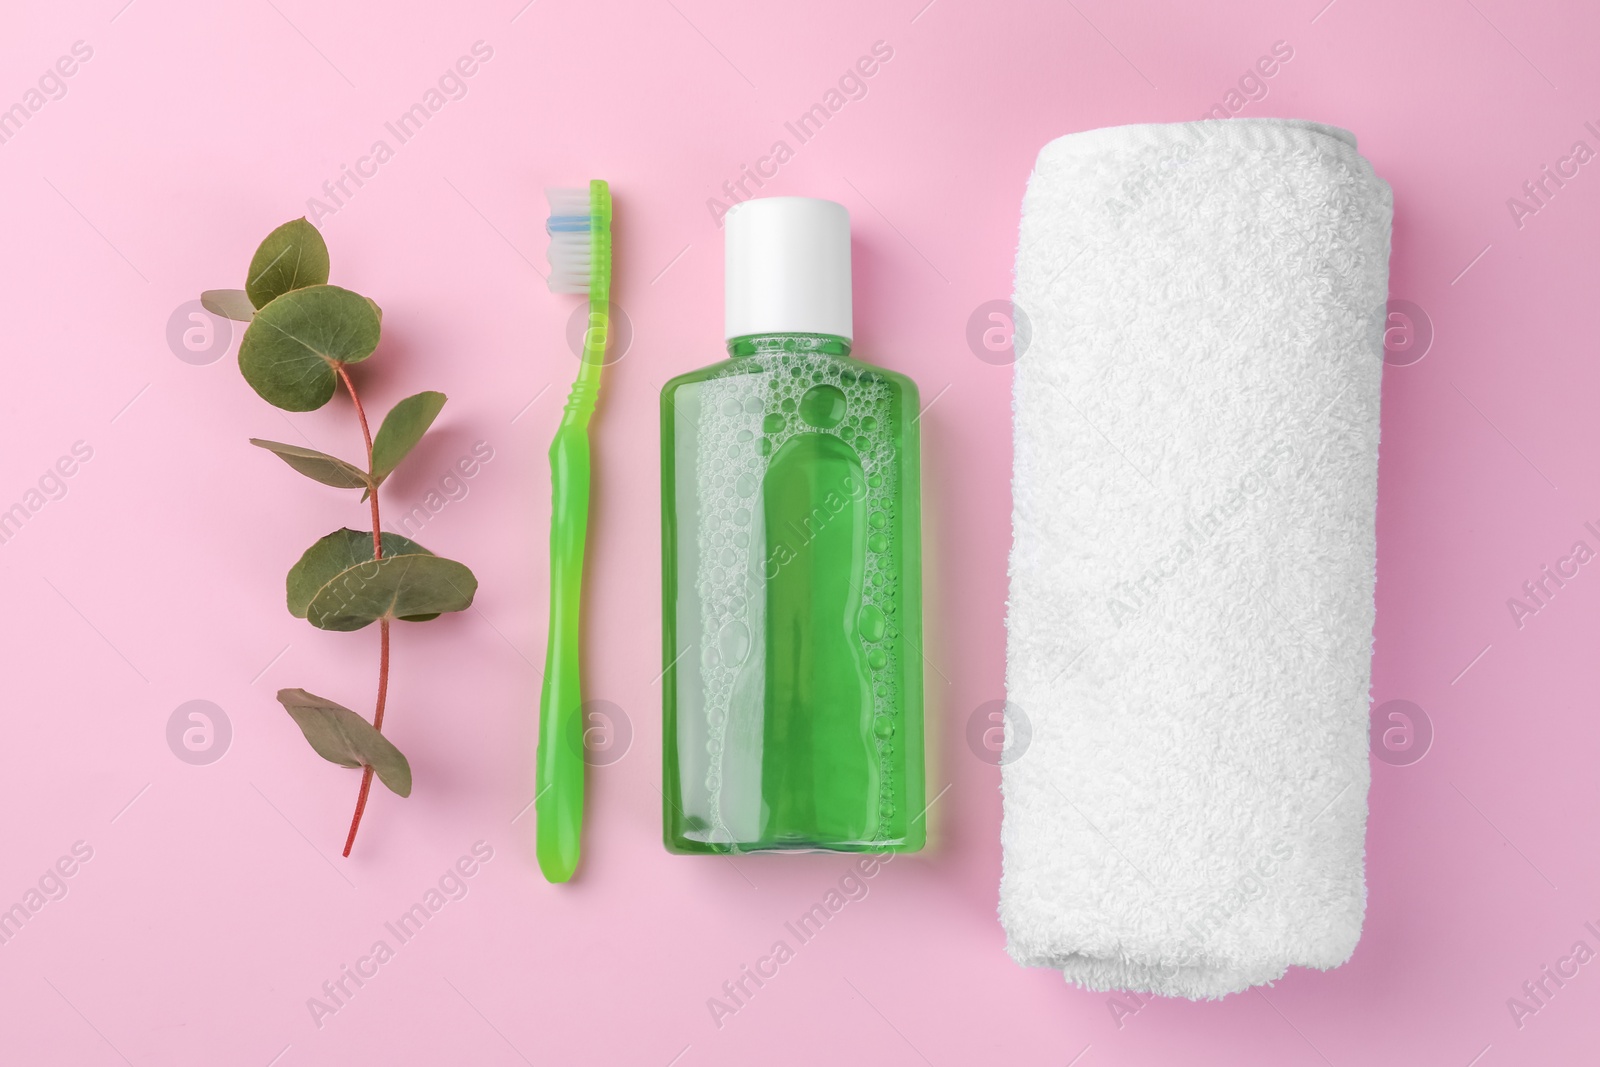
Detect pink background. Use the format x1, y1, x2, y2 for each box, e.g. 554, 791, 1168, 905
1, 0, 1595, 1063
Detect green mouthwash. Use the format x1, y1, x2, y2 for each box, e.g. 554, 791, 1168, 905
661, 197, 925, 854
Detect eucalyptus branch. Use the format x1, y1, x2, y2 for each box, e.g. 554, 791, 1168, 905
202, 218, 478, 857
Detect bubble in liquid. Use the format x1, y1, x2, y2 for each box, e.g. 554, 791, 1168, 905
735, 472, 758, 498
743, 396, 763, 413
737, 429, 753, 443
799, 384, 847, 429
873, 715, 895, 739
762, 413, 786, 434
733, 507, 750, 526
717, 620, 750, 667
867, 648, 888, 670
854, 436, 870, 452
868, 511, 886, 529
758, 438, 772, 456
868, 473, 883, 488
867, 533, 888, 553
860, 415, 878, 433
702, 645, 721, 670
721, 398, 741, 416
781, 397, 797, 413
879, 800, 896, 818
858, 604, 886, 642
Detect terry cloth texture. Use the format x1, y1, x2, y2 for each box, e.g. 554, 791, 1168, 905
1001, 119, 1392, 999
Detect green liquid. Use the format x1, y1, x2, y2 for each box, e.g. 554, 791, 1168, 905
661, 334, 925, 853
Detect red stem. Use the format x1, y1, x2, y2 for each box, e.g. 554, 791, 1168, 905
342, 619, 390, 857
337, 364, 383, 561
336, 363, 389, 858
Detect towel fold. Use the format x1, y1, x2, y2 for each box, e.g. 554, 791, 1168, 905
1000, 118, 1392, 999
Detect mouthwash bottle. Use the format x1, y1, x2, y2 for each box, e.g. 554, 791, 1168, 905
661, 197, 925, 854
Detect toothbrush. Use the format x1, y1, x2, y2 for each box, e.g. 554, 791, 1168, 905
537, 179, 612, 883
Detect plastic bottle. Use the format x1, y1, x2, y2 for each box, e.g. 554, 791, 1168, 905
661, 197, 925, 854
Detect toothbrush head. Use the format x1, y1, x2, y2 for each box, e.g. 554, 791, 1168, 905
545, 180, 612, 299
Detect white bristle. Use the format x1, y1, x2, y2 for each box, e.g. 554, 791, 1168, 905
546, 186, 594, 294
546, 187, 589, 215
546, 236, 591, 294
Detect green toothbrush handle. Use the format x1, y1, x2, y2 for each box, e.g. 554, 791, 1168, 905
537, 373, 599, 883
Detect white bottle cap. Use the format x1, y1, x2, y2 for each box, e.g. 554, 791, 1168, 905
725, 197, 852, 341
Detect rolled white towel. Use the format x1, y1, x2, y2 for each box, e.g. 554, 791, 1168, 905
1001, 118, 1392, 999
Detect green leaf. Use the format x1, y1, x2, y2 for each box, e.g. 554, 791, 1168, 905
201, 289, 255, 321
287, 529, 415, 618
247, 218, 330, 309
366, 297, 383, 322
370, 391, 447, 484
250, 439, 372, 490
238, 285, 381, 412
286, 528, 477, 631
276, 688, 412, 797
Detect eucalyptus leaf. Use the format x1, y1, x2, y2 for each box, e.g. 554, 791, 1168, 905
201, 288, 255, 321
250, 439, 372, 490
286, 528, 476, 631
276, 688, 412, 797
238, 285, 381, 412
307, 553, 477, 631
287, 529, 421, 618
247, 218, 330, 309
370, 391, 447, 484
